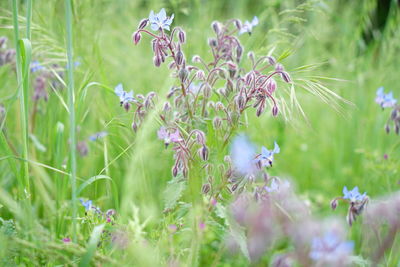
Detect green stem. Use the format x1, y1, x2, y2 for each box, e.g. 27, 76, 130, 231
65, 0, 77, 242
12, 0, 30, 201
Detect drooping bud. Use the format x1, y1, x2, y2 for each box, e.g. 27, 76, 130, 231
203, 83, 212, 98
256, 103, 265, 117
266, 78, 277, 93
196, 70, 205, 80
132, 121, 138, 132
226, 79, 234, 92
233, 19, 242, 30
330, 198, 338, 210
198, 145, 209, 161
192, 55, 201, 63
123, 102, 131, 112
208, 38, 217, 47
163, 101, 171, 112
236, 44, 243, 62
267, 56, 276, 65
247, 51, 255, 62
138, 19, 148, 29
385, 124, 390, 134
275, 63, 284, 72
172, 164, 179, 177
215, 101, 225, 111
201, 183, 211, 194
211, 21, 221, 35
178, 68, 188, 83
178, 30, 186, 43
196, 130, 206, 144
272, 105, 279, 117
213, 117, 222, 129
280, 71, 291, 83
176, 50, 184, 65
132, 31, 141, 45
235, 94, 246, 110
391, 109, 398, 120
153, 56, 161, 67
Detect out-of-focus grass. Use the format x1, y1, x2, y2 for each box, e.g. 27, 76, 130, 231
0, 0, 399, 265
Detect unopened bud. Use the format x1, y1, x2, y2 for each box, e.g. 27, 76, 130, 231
138, 19, 148, 29
247, 51, 255, 61
211, 21, 221, 34
198, 145, 209, 161
267, 56, 276, 65
124, 102, 131, 112
153, 56, 161, 67
203, 83, 212, 98
163, 102, 171, 112
236, 45, 243, 62
176, 50, 184, 65
256, 104, 265, 117
172, 164, 179, 177
275, 63, 284, 72
235, 94, 246, 110
201, 183, 211, 194
178, 30, 186, 43
178, 68, 188, 83
132, 122, 138, 132
280, 71, 291, 83
215, 101, 225, 111
266, 78, 277, 93
330, 199, 338, 210
133, 32, 141, 45
213, 117, 222, 129
385, 124, 390, 134
272, 105, 279, 117
233, 19, 242, 30
196, 131, 206, 144
208, 38, 217, 47
192, 55, 201, 63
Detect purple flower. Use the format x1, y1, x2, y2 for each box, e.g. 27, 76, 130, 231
342, 186, 366, 202
88, 131, 108, 141
257, 141, 280, 167
62, 237, 71, 243
239, 16, 259, 35
309, 231, 353, 261
149, 8, 174, 31
157, 126, 182, 146
115, 83, 134, 110
79, 198, 92, 211
230, 135, 257, 176
30, 60, 45, 73
375, 87, 397, 108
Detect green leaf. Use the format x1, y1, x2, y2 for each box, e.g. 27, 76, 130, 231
79, 224, 105, 267
77, 175, 114, 196
163, 174, 186, 210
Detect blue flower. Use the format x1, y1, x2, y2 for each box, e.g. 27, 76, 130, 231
310, 231, 353, 261
80, 198, 92, 211
239, 16, 259, 35
342, 186, 366, 202
230, 135, 257, 176
149, 8, 174, 31
88, 131, 108, 141
258, 141, 280, 167
30, 60, 45, 73
114, 83, 134, 106
375, 87, 397, 108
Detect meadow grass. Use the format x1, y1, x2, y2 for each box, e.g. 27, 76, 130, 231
0, 0, 399, 266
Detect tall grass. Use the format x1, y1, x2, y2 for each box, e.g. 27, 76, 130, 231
64, 0, 78, 242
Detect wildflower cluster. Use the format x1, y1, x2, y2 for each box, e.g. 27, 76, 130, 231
375, 87, 400, 134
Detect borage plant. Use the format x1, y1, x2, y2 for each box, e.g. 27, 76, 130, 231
114, 7, 355, 265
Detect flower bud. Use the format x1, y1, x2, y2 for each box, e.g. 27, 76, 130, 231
153, 56, 161, 67
233, 19, 242, 30
330, 199, 338, 210
272, 105, 278, 117
226, 79, 234, 92
275, 63, 284, 72
178, 68, 188, 83
203, 83, 212, 98
178, 30, 186, 43
172, 164, 179, 177
391, 109, 398, 120
196, 131, 206, 144
266, 78, 277, 93
198, 145, 209, 161
192, 55, 201, 63
235, 94, 246, 110
396, 124, 399, 135
247, 51, 255, 61
236, 45, 243, 62
196, 70, 205, 80
163, 101, 171, 112
138, 19, 148, 29
385, 124, 390, 134
267, 56, 276, 65
132, 121, 138, 132
213, 117, 222, 129
132, 31, 141, 45
208, 38, 217, 47
211, 21, 221, 34
201, 183, 211, 194
176, 50, 184, 66
280, 71, 291, 83
124, 102, 131, 112
256, 104, 265, 117
215, 101, 225, 111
